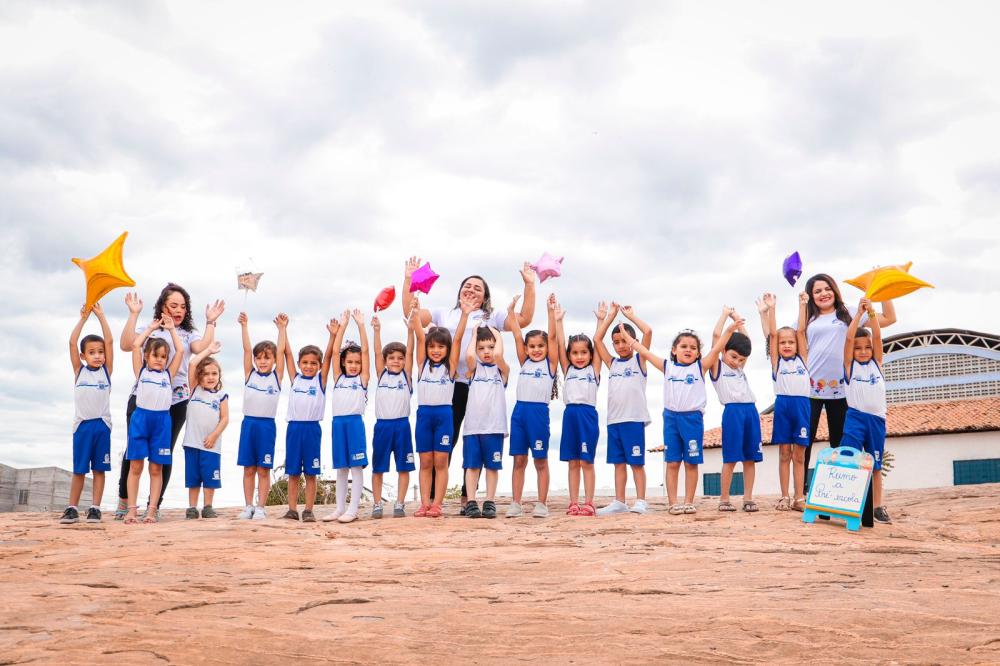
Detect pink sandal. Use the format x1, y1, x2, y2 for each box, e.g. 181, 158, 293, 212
566, 502, 580, 516
414, 504, 430, 518
426, 505, 442, 518
577, 502, 596, 517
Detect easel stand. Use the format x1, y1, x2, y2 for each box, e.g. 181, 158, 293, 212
802, 447, 875, 532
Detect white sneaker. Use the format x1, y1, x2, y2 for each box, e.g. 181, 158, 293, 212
505, 502, 523, 518
337, 511, 358, 523
238, 506, 254, 520
532, 502, 549, 518
629, 499, 649, 515
596, 499, 629, 516
252, 506, 267, 520
321, 509, 343, 522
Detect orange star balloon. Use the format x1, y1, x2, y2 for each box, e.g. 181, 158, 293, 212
845, 261, 933, 302
72, 232, 136, 309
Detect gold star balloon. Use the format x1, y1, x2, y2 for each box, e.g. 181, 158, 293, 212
72, 232, 136, 309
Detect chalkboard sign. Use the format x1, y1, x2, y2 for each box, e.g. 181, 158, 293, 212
803, 446, 874, 532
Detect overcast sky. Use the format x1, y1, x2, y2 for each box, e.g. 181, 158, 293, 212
2, 2, 998, 506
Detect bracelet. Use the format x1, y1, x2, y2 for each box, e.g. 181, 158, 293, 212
206, 320, 217, 326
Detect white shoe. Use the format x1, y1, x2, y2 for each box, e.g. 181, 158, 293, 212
629, 499, 649, 515
596, 499, 629, 516
505, 502, 523, 518
532, 502, 549, 518
238, 506, 254, 520
337, 511, 358, 523
321, 509, 344, 522
252, 506, 267, 520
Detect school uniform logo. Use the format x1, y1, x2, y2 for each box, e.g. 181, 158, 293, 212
210, 400, 220, 411
688, 440, 698, 453
623, 368, 633, 377
212, 470, 220, 480
159, 448, 171, 456
632, 445, 641, 457
97, 381, 108, 390
406, 453, 414, 463
103, 453, 110, 463
441, 435, 450, 445
492, 452, 501, 462
799, 427, 808, 439
352, 452, 365, 461
312, 458, 320, 468
534, 440, 543, 450
266, 386, 276, 395
533, 369, 542, 378
264, 454, 272, 464
307, 387, 317, 396
581, 442, 588, 453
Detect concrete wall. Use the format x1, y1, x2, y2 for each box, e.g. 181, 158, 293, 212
0, 465, 93, 513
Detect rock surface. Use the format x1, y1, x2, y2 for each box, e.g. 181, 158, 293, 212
2, 485, 999, 664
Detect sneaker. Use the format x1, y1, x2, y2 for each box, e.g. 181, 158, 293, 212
465, 500, 482, 519
596, 499, 629, 516
371, 503, 383, 519
505, 502, 523, 518
60, 507, 79, 524
338, 511, 358, 523
629, 499, 649, 515
238, 506, 255, 520
482, 500, 497, 519
201, 506, 218, 519
393, 503, 405, 518
874, 506, 892, 524
282, 509, 300, 521
252, 506, 267, 521
532, 502, 549, 518
301, 509, 316, 523
86, 507, 102, 523
321, 509, 343, 523
185, 507, 199, 520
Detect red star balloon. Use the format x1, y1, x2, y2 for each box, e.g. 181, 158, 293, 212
374, 286, 396, 312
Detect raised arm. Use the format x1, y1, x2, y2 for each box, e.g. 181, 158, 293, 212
507, 295, 528, 365
844, 301, 867, 375
491, 326, 510, 383
869, 301, 883, 365
546, 294, 560, 375
321, 317, 341, 389
239, 312, 253, 381
451, 301, 473, 379
352, 309, 371, 386
131, 317, 161, 377
404, 308, 416, 380
872, 299, 896, 329
276, 314, 294, 381
504, 262, 537, 330
410, 306, 427, 369
401, 256, 433, 328
620, 304, 651, 373
756, 294, 772, 340
796, 291, 809, 365
712, 306, 734, 347
465, 326, 478, 382
764, 294, 779, 374
591, 310, 605, 377
189, 340, 222, 385
593, 301, 615, 368
372, 315, 385, 377
119, 292, 143, 352
69, 305, 90, 375
553, 300, 569, 373
330, 310, 349, 382
163, 317, 185, 378
616, 324, 667, 374
703, 318, 744, 375
190, 299, 225, 354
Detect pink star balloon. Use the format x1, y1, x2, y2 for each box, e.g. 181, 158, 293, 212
530, 252, 563, 283
409, 262, 440, 294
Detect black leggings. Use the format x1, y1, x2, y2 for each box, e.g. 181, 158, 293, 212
118, 396, 189, 507
803, 398, 847, 485
429, 381, 470, 501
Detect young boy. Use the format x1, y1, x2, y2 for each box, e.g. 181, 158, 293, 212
708, 307, 763, 513
65, 302, 114, 524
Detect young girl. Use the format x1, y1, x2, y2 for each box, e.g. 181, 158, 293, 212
757, 293, 810, 511
410, 298, 472, 518
843, 298, 890, 524
280, 315, 338, 523
370, 311, 416, 519
322, 309, 370, 524
461, 325, 510, 519
553, 298, 602, 517
125, 315, 185, 523
505, 294, 559, 518
183, 342, 228, 519
620, 317, 742, 515
594, 301, 652, 516
236, 312, 287, 520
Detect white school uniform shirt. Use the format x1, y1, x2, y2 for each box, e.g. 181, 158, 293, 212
710, 359, 756, 405
183, 386, 227, 454
134, 366, 173, 412
375, 370, 412, 420
286, 373, 325, 422
331, 374, 367, 417
607, 355, 651, 425
243, 370, 281, 418
430, 307, 507, 384
74, 365, 112, 431
804, 306, 868, 399
132, 327, 202, 404
417, 360, 455, 406
774, 356, 810, 398
516, 358, 554, 404
845, 360, 886, 419
663, 359, 707, 413
463, 361, 508, 436
563, 364, 599, 406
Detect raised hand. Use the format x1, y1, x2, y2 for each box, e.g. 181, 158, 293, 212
371, 315, 381, 332
238, 312, 248, 326
594, 301, 609, 321
553, 302, 565, 322
725, 317, 746, 334
722, 305, 735, 319
520, 262, 536, 284
79, 304, 91, 320
274, 313, 289, 328
459, 296, 476, 315
617, 322, 636, 345
91, 302, 105, 318
125, 292, 143, 314
339, 309, 350, 327
160, 314, 175, 330
755, 297, 768, 314
620, 304, 635, 319
763, 292, 776, 309
326, 318, 340, 336
207, 340, 222, 354
508, 294, 521, 316
205, 299, 225, 323
405, 256, 422, 278
799, 291, 809, 306
351, 308, 365, 325
547, 293, 557, 310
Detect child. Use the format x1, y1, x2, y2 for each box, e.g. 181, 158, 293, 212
594, 302, 652, 516
706, 308, 762, 512
505, 294, 559, 518
619, 318, 742, 515
64, 302, 114, 524
461, 325, 510, 519
757, 292, 810, 511
843, 298, 890, 524
236, 312, 287, 520
280, 315, 338, 523
322, 309, 371, 524
410, 298, 471, 518
553, 298, 602, 517
183, 342, 228, 519
370, 310, 416, 519
125, 315, 185, 523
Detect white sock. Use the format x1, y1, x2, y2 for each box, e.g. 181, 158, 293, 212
349, 467, 363, 514
336, 468, 349, 513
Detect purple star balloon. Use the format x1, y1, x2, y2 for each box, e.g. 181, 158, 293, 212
530, 252, 563, 283
409, 262, 440, 294
783, 251, 802, 287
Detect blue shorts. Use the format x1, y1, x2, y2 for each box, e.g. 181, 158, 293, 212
332, 414, 368, 469
509, 401, 550, 458
772, 395, 810, 446
372, 418, 416, 474
663, 409, 703, 464
238, 416, 277, 468
127, 407, 172, 464
607, 421, 646, 465
721, 403, 763, 464
415, 405, 454, 454
559, 404, 598, 463
184, 446, 221, 488
841, 407, 886, 471
463, 434, 504, 470
285, 421, 322, 476
73, 418, 111, 475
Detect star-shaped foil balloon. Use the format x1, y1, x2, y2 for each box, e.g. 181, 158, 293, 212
782, 251, 802, 287
409, 262, 440, 294
72, 231, 136, 309
237, 272, 264, 292
530, 252, 563, 283
846, 262, 932, 302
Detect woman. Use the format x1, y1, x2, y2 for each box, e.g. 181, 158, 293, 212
114, 283, 225, 519
401, 257, 537, 508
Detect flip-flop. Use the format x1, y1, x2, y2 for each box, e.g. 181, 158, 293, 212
742, 501, 759, 513
718, 501, 737, 512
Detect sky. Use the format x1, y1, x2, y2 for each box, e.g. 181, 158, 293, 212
2, 1, 999, 507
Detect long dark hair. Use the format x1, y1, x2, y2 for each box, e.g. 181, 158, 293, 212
525, 330, 559, 399
804, 273, 851, 328
339, 343, 362, 375
454, 275, 492, 316
425, 326, 453, 371
154, 283, 195, 332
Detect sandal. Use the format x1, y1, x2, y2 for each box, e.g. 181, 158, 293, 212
123, 505, 139, 524
791, 498, 805, 512
668, 504, 685, 515
426, 504, 442, 518
566, 502, 580, 516
577, 502, 596, 517
776, 497, 791, 511
142, 510, 158, 524
682, 504, 697, 514
742, 501, 759, 513
114, 498, 128, 521
414, 505, 430, 518
718, 501, 737, 512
